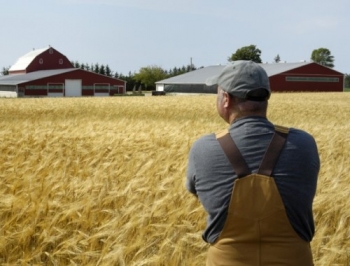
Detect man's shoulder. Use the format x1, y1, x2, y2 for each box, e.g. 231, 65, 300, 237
192, 132, 216, 146
288, 127, 316, 141
190, 131, 225, 153
272, 124, 315, 140
284, 127, 319, 154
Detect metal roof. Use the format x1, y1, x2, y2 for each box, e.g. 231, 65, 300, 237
157, 65, 225, 84
0, 68, 76, 85
156, 62, 313, 85
9, 46, 50, 72
261, 62, 311, 76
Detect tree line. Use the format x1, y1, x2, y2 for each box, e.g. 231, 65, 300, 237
68, 62, 198, 91
1, 45, 350, 89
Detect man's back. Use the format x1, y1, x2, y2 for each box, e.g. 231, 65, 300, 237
186, 116, 320, 243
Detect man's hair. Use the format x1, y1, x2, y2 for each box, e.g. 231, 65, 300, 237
234, 96, 268, 114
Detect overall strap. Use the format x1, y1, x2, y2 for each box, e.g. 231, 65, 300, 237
258, 125, 289, 176
216, 129, 251, 178
216, 125, 289, 178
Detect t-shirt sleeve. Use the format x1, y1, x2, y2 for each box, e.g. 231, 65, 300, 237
186, 143, 197, 195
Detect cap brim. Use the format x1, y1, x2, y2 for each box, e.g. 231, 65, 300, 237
205, 76, 219, 86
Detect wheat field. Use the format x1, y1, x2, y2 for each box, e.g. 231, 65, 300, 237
0, 93, 349, 265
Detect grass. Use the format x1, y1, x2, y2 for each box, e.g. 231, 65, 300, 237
0, 92, 349, 265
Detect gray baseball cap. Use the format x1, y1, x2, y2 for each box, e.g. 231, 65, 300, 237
206, 60, 271, 100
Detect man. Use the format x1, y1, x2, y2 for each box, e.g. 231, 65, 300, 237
186, 60, 320, 265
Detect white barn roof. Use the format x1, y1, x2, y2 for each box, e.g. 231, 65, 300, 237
9, 47, 50, 72
156, 62, 312, 85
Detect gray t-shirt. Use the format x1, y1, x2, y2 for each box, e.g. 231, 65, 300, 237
186, 116, 320, 243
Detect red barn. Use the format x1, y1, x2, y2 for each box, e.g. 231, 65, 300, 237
155, 62, 344, 94
262, 62, 344, 92
0, 46, 126, 97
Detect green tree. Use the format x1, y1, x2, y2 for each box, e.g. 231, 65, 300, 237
134, 65, 167, 90
274, 54, 281, 63
105, 65, 112, 77
99, 64, 106, 75
166, 64, 196, 78
93, 63, 100, 74
228, 45, 262, 63
73, 61, 80, 68
172, 67, 179, 76
119, 72, 136, 91
1, 66, 10, 76
344, 74, 350, 89
311, 48, 334, 68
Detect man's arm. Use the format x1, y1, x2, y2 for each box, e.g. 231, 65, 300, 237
186, 145, 198, 196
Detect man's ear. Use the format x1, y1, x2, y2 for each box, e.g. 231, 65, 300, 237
223, 92, 231, 108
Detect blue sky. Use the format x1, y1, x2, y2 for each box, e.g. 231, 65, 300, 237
1, 0, 349, 75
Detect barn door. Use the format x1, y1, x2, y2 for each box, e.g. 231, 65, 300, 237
65, 79, 82, 97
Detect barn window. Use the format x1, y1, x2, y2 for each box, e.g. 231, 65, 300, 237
59, 59, 63, 64
48, 83, 64, 93
49, 48, 53, 54
0, 85, 16, 91
94, 83, 110, 93
39, 58, 43, 64
286, 77, 339, 82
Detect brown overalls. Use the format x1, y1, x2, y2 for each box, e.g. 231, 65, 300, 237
207, 126, 314, 266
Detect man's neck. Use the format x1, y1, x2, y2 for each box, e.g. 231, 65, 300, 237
229, 113, 267, 124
